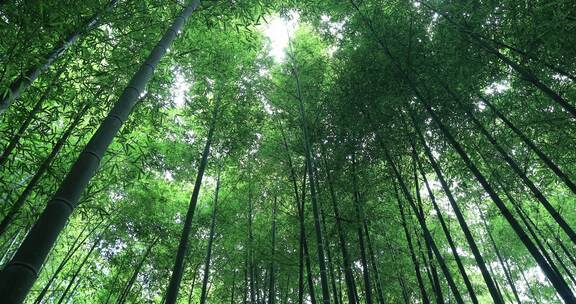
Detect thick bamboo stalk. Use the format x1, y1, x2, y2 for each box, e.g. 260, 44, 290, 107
0, 2, 201, 302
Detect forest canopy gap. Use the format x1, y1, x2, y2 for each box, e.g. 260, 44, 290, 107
0, 0, 574, 303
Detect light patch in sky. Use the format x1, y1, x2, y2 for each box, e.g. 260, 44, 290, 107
100, 24, 118, 45
171, 67, 191, 108
0, 12, 9, 23
552, 73, 571, 84
483, 80, 510, 95
262, 97, 275, 114
476, 99, 487, 111
320, 14, 345, 42
327, 45, 338, 57
261, 11, 300, 62
163, 170, 174, 181
174, 212, 182, 224
426, 13, 440, 38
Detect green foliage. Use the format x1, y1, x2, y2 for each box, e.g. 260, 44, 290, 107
0, 0, 575, 303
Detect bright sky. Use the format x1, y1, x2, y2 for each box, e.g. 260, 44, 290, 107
171, 12, 302, 108
262, 12, 300, 62
171, 67, 191, 108
483, 79, 511, 95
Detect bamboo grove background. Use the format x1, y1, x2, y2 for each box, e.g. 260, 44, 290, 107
0, 0, 575, 303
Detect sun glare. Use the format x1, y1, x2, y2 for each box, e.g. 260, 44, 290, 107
261, 12, 300, 62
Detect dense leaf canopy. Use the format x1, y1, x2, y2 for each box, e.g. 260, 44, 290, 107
0, 0, 575, 303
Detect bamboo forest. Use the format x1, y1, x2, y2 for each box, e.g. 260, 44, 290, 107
1, 0, 576, 303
